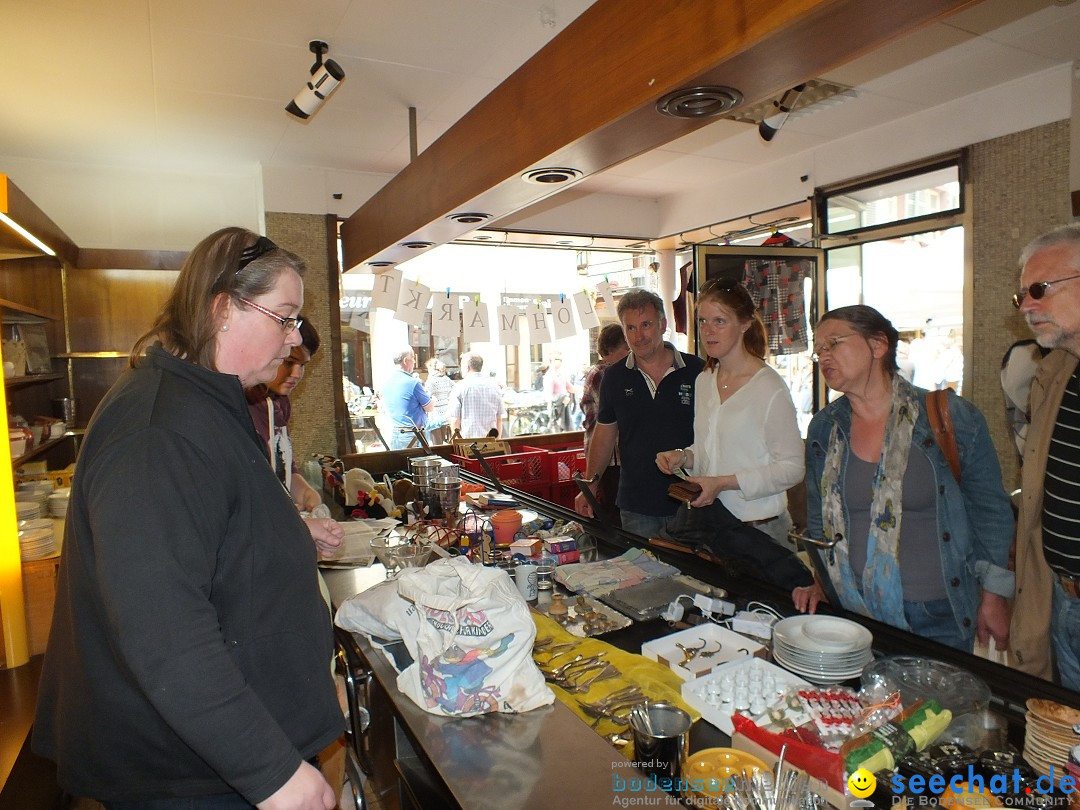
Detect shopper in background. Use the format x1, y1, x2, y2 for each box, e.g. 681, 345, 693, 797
1011, 224, 1080, 687
423, 357, 454, 445
247, 317, 324, 513
33, 227, 342, 809
792, 305, 1013, 653
574, 288, 704, 538
543, 353, 575, 432
449, 352, 504, 438
656, 279, 803, 548
579, 322, 629, 526
381, 347, 433, 449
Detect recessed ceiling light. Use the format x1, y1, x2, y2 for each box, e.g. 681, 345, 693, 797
555, 240, 574, 245
473, 235, 494, 241
447, 212, 492, 224
656, 86, 743, 118
522, 167, 582, 185
400, 241, 434, 249
367, 260, 394, 267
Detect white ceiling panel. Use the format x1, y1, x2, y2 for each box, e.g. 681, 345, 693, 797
0, 0, 1078, 251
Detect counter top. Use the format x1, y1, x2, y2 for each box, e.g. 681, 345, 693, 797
324, 567, 645, 809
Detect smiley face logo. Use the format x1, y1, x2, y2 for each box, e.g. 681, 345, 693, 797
847, 768, 877, 799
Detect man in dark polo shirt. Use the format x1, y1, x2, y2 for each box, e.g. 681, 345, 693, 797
1012, 224, 1080, 688
574, 288, 704, 538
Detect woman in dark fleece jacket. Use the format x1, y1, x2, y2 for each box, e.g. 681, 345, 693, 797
33, 227, 343, 810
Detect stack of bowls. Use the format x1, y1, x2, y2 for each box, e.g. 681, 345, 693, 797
48, 487, 71, 518
17, 480, 53, 512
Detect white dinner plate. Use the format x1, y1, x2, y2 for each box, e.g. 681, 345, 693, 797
773, 615, 873, 654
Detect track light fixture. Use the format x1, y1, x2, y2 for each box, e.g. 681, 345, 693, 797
758, 84, 806, 142
286, 40, 345, 120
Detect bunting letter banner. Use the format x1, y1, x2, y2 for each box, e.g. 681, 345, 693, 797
595, 280, 617, 319
550, 296, 576, 340
573, 290, 600, 330
394, 278, 431, 326
462, 300, 490, 343
496, 304, 522, 346
431, 293, 461, 339
370, 267, 402, 310
527, 304, 552, 344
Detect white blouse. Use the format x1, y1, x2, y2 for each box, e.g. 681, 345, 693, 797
687, 365, 804, 521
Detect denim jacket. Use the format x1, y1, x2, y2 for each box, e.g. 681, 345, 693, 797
805, 387, 1014, 645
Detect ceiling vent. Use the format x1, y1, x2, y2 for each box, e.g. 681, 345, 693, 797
726, 79, 855, 126
400, 241, 435, 249
656, 86, 743, 118
521, 167, 582, 185
447, 212, 492, 224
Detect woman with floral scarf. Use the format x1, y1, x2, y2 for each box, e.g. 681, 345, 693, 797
792, 305, 1013, 652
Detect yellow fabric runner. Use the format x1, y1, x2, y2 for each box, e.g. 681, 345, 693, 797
531, 612, 700, 758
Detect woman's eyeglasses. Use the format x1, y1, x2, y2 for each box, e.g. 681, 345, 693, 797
1012, 272, 1080, 308
811, 333, 856, 362
237, 296, 302, 333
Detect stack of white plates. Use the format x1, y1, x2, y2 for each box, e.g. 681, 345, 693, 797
771, 615, 874, 684
19, 518, 57, 560
1024, 698, 1080, 780
48, 488, 71, 518
15, 499, 42, 520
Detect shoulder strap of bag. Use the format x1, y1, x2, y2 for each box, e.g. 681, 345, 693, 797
925, 389, 961, 483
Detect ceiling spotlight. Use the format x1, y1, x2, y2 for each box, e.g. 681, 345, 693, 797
286, 40, 345, 120
758, 84, 806, 142
522, 167, 582, 185
400, 241, 435, 249
656, 85, 743, 118
447, 212, 492, 224
367, 261, 394, 267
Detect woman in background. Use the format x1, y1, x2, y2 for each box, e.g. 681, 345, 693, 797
792, 305, 1013, 652
424, 357, 454, 444
656, 278, 804, 547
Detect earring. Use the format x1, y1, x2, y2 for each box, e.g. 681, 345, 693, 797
221, 324, 229, 332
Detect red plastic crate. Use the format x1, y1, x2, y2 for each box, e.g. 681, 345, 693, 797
523, 443, 586, 484
449, 448, 548, 486
549, 480, 579, 508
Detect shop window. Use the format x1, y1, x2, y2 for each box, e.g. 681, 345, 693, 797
818, 158, 962, 237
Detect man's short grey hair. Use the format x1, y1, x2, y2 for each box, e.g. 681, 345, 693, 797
464, 353, 484, 372
392, 347, 414, 366
1020, 224, 1080, 269
616, 288, 665, 322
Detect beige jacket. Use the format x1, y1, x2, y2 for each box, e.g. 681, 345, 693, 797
1011, 348, 1079, 679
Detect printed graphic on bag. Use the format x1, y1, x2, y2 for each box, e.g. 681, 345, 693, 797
419, 633, 515, 714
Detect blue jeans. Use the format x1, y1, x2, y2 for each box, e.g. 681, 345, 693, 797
903, 597, 970, 652
389, 425, 417, 450
619, 510, 670, 540
104, 796, 253, 810
1051, 579, 1080, 691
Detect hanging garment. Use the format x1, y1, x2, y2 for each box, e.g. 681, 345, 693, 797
743, 258, 811, 354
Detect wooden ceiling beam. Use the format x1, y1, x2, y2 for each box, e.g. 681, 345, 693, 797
340, 0, 977, 271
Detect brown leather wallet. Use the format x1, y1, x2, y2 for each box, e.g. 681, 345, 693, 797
667, 480, 703, 504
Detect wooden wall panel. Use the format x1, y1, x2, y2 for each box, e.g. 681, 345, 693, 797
65, 269, 177, 353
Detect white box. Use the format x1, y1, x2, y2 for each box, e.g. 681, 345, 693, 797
641, 623, 765, 681
682, 656, 809, 735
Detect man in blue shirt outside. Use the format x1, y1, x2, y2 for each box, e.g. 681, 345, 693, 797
380, 347, 433, 449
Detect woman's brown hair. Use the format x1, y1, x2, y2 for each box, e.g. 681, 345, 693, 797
130, 227, 305, 369
697, 278, 767, 367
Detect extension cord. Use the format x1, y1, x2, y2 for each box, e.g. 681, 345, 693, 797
731, 610, 778, 640
693, 593, 736, 618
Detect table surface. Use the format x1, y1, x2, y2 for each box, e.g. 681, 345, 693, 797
323, 567, 652, 810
